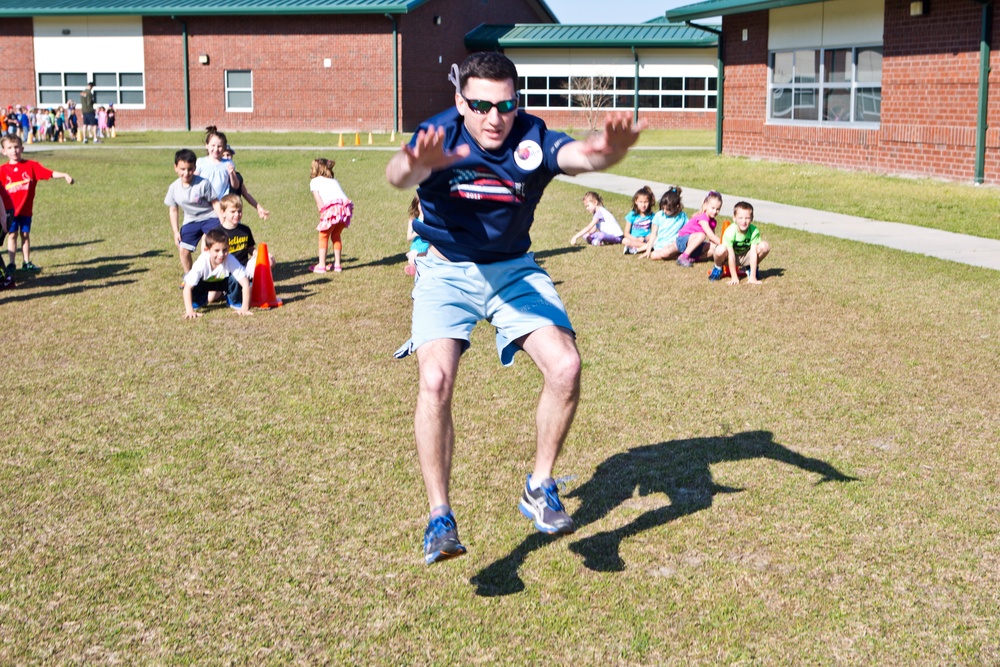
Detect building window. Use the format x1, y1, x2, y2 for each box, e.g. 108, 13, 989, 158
37, 72, 144, 108
517, 74, 716, 111
225, 70, 253, 112
769, 46, 881, 125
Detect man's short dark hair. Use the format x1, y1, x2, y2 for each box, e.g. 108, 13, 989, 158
174, 148, 197, 166
459, 52, 518, 91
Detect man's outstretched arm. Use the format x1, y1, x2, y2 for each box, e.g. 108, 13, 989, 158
556, 112, 643, 176
386, 125, 470, 189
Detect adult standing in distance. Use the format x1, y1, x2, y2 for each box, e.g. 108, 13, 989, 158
79, 82, 98, 144
386, 52, 641, 565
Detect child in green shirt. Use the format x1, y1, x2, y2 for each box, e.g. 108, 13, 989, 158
709, 201, 771, 285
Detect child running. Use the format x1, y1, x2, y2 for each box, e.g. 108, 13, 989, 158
195, 126, 239, 200
709, 200, 771, 285
646, 186, 688, 261
308, 157, 354, 273
404, 195, 429, 277
621, 185, 655, 255
165, 148, 222, 273
0, 134, 74, 273
570, 191, 623, 246
675, 190, 723, 267
182, 227, 252, 320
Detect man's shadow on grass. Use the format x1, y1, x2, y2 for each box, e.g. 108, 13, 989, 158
269, 259, 346, 304
470, 430, 856, 597
0, 249, 163, 303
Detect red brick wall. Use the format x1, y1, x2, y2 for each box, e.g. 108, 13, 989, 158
528, 108, 715, 132
719, 2, 1000, 184
0, 19, 37, 108
398, 0, 548, 129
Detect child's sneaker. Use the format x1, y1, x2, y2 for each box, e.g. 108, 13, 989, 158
0, 272, 13, 290
676, 254, 694, 267
22, 261, 40, 272
423, 512, 467, 565
7, 262, 16, 275
519, 475, 574, 534
708, 266, 724, 281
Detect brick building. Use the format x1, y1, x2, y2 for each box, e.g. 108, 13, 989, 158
0, 0, 557, 133
668, 0, 1000, 184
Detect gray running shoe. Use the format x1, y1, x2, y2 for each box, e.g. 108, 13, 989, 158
519, 476, 574, 534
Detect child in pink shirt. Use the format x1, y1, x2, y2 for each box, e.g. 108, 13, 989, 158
675, 191, 723, 267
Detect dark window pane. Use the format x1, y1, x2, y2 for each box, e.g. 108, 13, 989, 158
823, 88, 851, 121
855, 87, 881, 121
662, 77, 683, 91
824, 49, 851, 83
615, 94, 634, 108
120, 90, 144, 105
708, 78, 718, 91
227, 91, 252, 109
685, 77, 706, 91
39, 73, 61, 87
685, 95, 705, 109
793, 88, 819, 120
65, 73, 88, 87
39, 90, 64, 104
615, 77, 633, 91
549, 94, 569, 108
526, 76, 546, 89
707, 95, 717, 109
93, 72, 116, 87
525, 93, 546, 107
638, 94, 658, 108
517, 77, 526, 92
663, 95, 683, 109
570, 76, 591, 91
638, 77, 658, 91
95, 90, 117, 105
120, 73, 144, 87
549, 76, 568, 92
770, 87, 792, 119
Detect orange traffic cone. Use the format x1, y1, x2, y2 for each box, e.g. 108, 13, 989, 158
338, 133, 344, 147
354, 132, 360, 146
250, 243, 282, 309
367, 132, 373, 145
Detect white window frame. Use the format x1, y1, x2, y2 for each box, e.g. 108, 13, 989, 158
518, 73, 717, 112
37, 71, 145, 109
767, 45, 882, 127
225, 70, 253, 112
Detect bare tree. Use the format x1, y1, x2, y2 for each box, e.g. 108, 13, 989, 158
568, 75, 615, 132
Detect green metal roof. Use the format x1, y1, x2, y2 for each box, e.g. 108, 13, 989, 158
465, 22, 718, 50
0, 0, 429, 17
667, 0, 823, 22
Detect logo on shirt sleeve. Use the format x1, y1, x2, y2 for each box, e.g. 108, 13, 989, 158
514, 140, 543, 172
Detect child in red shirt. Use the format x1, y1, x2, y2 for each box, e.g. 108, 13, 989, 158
1, 134, 74, 272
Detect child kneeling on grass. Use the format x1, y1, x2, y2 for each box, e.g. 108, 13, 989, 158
570, 191, 623, 246
709, 200, 771, 285
182, 227, 252, 320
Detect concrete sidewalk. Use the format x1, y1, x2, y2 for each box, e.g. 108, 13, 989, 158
557, 172, 1000, 272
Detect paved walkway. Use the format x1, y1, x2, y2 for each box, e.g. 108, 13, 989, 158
557, 172, 1000, 272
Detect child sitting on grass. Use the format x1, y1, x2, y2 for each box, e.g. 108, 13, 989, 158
646, 186, 688, 261
709, 200, 770, 285
570, 191, 623, 246
621, 186, 655, 255
182, 227, 252, 320
675, 190, 723, 267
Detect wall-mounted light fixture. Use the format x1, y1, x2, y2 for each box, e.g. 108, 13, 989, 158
910, 1, 925, 16
61, 28, 71, 35
198, 54, 209, 65
433, 15, 442, 25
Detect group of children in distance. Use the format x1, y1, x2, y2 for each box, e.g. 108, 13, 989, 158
571, 186, 771, 284
2, 103, 114, 144
166, 126, 356, 318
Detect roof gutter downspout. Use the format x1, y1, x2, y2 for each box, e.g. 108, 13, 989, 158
385, 14, 399, 134
171, 16, 191, 132
631, 46, 639, 124
687, 21, 723, 156
975, 0, 993, 184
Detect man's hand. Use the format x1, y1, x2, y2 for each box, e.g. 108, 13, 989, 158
386, 125, 470, 188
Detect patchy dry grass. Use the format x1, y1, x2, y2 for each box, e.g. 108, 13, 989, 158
1, 144, 998, 665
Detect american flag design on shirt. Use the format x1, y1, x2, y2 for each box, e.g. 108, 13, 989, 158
449, 168, 524, 204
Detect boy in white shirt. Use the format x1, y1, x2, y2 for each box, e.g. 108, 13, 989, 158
182, 227, 252, 319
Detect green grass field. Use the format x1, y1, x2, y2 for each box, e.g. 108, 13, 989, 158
2, 140, 999, 665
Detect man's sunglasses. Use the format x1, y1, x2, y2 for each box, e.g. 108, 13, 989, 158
461, 94, 518, 114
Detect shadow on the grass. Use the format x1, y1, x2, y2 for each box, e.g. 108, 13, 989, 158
33, 238, 104, 252
470, 430, 856, 597
0, 249, 166, 303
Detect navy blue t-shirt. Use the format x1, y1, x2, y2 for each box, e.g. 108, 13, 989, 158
411, 107, 574, 263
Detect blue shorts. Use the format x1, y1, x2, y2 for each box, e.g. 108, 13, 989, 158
676, 234, 709, 257
394, 252, 574, 366
189, 275, 244, 309
9, 215, 31, 234
178, 217, 220, 251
